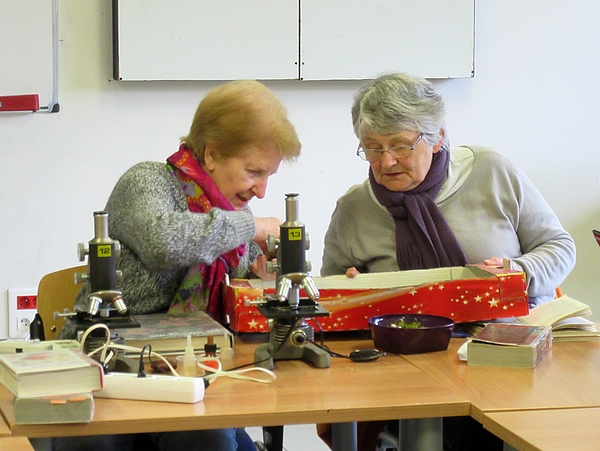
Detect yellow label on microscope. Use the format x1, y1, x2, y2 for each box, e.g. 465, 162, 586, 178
97, 245, 112, 257
288, 228, 302, 241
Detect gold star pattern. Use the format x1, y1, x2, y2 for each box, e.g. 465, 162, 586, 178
227, 270, 529, 332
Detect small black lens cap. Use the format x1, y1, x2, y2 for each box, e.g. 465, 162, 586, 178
349, 349, 382, 362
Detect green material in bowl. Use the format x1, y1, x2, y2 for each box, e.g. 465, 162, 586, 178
369, 314, 454, 355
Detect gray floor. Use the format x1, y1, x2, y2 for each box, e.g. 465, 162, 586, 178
30, 425, 329, 451
248, 425, 329, 451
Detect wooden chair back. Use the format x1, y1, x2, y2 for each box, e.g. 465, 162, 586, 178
36, 266, 86, 341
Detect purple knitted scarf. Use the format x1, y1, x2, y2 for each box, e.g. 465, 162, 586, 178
369, 149, 468, 270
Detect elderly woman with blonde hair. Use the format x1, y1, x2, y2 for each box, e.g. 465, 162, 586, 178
56, 79, 301, 451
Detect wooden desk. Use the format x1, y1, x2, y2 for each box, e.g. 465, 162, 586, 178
0, 437, 33, 451
0, 339, 470, 439
483, 407, 600, 451
0, 414, 9, 438
403, 339, 600, 422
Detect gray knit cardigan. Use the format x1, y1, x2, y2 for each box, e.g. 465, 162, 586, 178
60, 161, 260, 338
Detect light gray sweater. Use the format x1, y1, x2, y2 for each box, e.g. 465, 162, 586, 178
60, 162, 260, 337
321, 146, 576, 307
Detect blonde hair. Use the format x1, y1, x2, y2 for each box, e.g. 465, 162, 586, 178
182, 80, 301, 162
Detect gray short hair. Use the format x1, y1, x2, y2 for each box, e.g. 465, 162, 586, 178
352, 73, 449, 150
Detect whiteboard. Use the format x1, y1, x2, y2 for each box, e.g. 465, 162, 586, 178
0, 0, 57, 109
114, 1, 299, 81
301, 0, 474, 80
113, 0, 474, 81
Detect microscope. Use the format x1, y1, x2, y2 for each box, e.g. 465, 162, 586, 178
253, 194, 330, 369
60, 211, 138, 362
75, 211, 127, 321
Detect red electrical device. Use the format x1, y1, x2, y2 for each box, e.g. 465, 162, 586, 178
0, 94, 40, 112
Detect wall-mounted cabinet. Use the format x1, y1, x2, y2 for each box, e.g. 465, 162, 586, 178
113, 0, 474, 81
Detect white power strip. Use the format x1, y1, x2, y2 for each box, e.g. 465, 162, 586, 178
94, 372, 206, 403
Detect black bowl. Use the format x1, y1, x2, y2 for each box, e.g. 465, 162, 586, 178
369, 314, 454, 355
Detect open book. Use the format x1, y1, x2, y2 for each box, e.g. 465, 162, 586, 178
516, 295, 599, 342
464, 296, 599, 342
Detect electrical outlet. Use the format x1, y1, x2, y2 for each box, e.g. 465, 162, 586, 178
7, 288, 38, 339
18, 317, 31, 332
16, 294, 37, 310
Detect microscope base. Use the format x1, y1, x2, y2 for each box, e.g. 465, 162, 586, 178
254, 341, 330, 370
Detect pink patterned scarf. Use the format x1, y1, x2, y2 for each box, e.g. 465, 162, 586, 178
166, 144, 246, 322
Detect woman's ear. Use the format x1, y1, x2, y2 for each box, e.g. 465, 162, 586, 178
203, 144, 216, 172
432, 129, 446, 153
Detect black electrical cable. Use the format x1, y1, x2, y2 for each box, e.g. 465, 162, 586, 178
138, 344, 151, 377
307, 340, 383, 362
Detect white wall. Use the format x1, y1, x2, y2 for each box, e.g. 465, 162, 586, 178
2, 0, 600, 342
2, 1, 599, 449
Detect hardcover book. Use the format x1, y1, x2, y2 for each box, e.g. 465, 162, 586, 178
467, 323, 552, 368
0, 349, 104, 398
115, 311, 233, 354
13, 392, 94, 425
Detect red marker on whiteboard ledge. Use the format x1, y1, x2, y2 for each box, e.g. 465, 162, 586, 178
0, 94, 40, 112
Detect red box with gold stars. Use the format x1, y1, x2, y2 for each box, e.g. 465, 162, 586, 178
223, 265, 528, 333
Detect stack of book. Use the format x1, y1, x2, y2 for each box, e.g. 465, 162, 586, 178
467, 323, 552, 368
0, 348, 103, 424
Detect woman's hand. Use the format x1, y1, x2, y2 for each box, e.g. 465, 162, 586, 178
345, 267, 360, 278
254, 217, 282, 243
253, 217, 282, 259
250, 253, 276, 281
483, 257, 508, 268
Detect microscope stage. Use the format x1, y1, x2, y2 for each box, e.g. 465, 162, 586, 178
257, 298, 330, 320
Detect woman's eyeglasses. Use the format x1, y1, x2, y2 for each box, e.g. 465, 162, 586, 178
356, 133, 424, 162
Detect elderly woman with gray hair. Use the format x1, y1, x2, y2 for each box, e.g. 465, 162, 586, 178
322, 72, 575, 308
319, 72, 575, 450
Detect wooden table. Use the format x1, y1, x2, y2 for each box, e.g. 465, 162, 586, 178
0, 338, 470, 445
0, 437, 33, 451
482, 407, 600, 451
0, 415, 9, 439
403, 338, 600, 422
